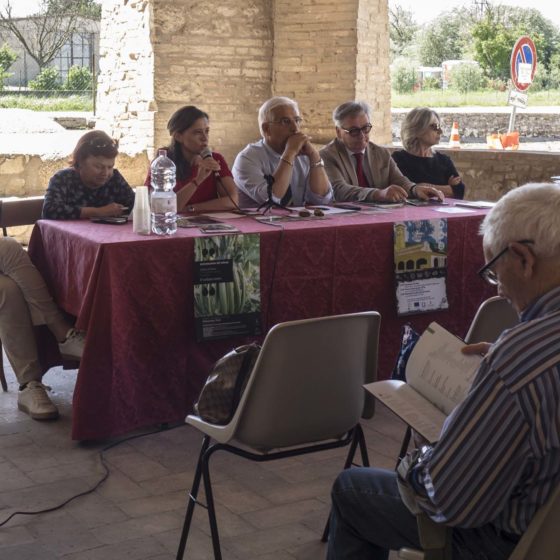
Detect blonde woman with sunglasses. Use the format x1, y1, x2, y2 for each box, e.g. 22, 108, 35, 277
392, 107, 465, 199
42, 130, 134, 220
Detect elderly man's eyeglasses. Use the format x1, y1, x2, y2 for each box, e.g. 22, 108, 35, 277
428, 123, 443, 133
477, 239, 533, 285
269, 117, 303, 127
340, 124, 373, 137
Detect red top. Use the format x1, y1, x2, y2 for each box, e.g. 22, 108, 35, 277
144, 151, 233, 204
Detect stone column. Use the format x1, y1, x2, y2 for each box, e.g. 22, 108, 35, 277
272, 0, 391, 144
95, 0, 390, 164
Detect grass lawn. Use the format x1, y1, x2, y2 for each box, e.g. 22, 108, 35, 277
0, 94, 93, 111
392, 89, 560, 108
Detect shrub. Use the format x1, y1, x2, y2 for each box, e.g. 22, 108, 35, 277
422, 76, 441, 90
392, 61, 417, 94
449, 63, 484, 93
29, 67, 61, 92
0, 43, 17, 91
64, 65, 92, 92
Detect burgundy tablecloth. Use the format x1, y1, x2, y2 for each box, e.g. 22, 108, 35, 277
29, 204, 494, 440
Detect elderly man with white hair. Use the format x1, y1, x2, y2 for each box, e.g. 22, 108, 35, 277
327, 183, 560, 560
232, 96, 333, 208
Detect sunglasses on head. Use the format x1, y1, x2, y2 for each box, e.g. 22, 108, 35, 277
428, 123, 443, 133
88, 138, 118, 149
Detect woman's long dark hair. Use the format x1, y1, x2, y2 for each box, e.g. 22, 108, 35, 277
166, 105, 209, 181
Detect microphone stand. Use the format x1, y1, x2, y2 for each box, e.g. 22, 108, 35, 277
257, 175, 289, 217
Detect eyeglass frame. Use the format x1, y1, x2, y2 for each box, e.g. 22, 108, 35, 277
267, 116, 303, 127
477, 239, 533, 285
428, 123, 443, 133
339, 123, 373, 137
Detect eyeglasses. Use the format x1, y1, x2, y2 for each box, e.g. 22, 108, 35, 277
477, 239, 533, 285
268, 117, 303, 127
340, 124, 373, 137
428, 123, 443, 133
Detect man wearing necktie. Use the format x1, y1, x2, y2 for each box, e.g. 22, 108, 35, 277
320, 101, 443, 203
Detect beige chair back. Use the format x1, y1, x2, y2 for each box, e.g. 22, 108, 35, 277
187, 312, 380, 451
0, 196, 44, 236
464, 295, 519, 344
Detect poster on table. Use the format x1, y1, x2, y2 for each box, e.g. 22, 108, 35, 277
194, 234, 261, 341
393, 219, 448, 316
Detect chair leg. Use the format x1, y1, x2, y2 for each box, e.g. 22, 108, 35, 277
176, 435, 211, 560
321, 425, 370, 543
0, 339, 7, 392
201, 445, 222, 560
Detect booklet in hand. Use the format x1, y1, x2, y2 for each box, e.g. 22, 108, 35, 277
364, 322, 482, 443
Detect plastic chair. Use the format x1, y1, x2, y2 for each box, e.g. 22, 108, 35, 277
396, 296, 519, 463
176, 311, 381, 560
0, 195, 45, 391
398, 480, 560, 560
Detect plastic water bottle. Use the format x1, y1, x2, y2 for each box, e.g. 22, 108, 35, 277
150, 149, 177, 235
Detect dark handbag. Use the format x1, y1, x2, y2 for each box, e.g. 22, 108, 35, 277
391, 323, 420, 382
194, 343, 261, 425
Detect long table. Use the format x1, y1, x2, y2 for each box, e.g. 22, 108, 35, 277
29, 204, 494, 440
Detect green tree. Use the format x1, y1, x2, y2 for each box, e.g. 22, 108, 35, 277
472, 5, 560, 81
0, 0, 101, 71
0, 42, 17, 90
418, 9, 472, 67
389, 5, 418, 60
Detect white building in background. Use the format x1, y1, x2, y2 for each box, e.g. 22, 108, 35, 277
0, 16, 99, 87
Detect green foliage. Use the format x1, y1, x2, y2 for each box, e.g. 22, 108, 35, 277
422, 76, 441, 90
472, 5, 560, 81
0, 43, 17, 72
64, 65, 92, 91
418, 10, 471, 67
29, 66, 61, 91
449, 63, 484, 93
0, 43, 17, 91
392, 59, 417, 94
46, 0, 102, 19
389, 6, 419, 60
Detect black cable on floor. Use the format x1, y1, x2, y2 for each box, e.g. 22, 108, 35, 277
0, 423, 185, 527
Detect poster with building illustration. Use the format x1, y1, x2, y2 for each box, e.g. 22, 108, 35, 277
394, 219, 448, 315
194, 234, 261, 341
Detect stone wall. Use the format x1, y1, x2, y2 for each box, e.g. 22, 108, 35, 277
392, 109, 560, 141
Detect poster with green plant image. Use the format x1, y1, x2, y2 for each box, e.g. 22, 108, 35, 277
193, 234, 261, 341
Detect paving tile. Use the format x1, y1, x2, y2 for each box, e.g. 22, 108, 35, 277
0, 363, 405, 559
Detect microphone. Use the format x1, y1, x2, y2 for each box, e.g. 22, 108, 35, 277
200, 147, 220, 178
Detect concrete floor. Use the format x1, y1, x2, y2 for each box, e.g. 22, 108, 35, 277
0, 359, 406, 559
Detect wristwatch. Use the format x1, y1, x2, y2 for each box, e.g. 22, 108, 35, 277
310, 158, 325, 168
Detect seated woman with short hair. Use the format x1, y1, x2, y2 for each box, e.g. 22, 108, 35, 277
145, 105, 239, 213
392, 107, 465, 199
42, 130, 134, 220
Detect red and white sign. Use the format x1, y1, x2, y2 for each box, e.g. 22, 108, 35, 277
510, 36, 537, 92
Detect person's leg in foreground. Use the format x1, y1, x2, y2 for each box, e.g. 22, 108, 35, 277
0, 238, 85, 419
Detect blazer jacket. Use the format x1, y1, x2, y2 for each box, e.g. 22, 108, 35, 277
320, 138, 414, 202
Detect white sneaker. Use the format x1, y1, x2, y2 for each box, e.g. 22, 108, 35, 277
58, 328, 86, 360
18, 381, 59, 420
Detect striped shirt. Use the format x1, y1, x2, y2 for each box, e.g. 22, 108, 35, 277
414, 286, 560, 534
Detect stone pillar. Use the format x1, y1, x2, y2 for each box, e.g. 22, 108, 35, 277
272, 0, 391, 144
96, 0, 390, 164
